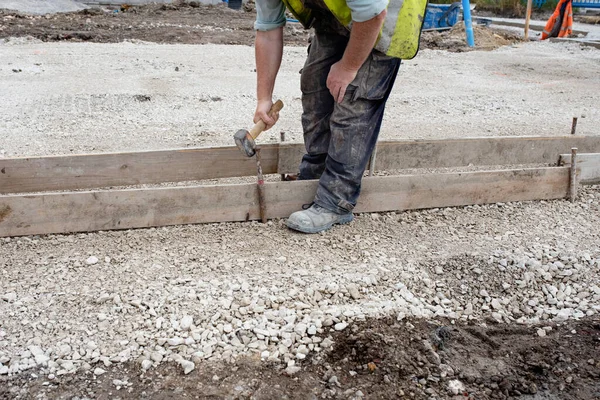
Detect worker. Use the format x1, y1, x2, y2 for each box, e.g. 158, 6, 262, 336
253, 0, 426, 233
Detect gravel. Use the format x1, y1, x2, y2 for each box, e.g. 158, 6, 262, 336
0, 39, 600, 381
1, 191, 599, 377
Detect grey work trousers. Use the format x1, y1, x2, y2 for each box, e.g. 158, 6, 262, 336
298, 30, 401, 214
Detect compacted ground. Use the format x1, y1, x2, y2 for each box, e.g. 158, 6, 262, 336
1, 3, 600, 399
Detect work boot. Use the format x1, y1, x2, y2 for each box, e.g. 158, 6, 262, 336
286, 204, 353, 234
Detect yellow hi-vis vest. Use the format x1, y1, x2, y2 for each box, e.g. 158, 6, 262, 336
282, 0, 427, 59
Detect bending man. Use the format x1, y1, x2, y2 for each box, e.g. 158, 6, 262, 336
254, 0, 425, 233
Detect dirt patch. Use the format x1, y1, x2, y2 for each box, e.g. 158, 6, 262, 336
421, 23, 522, 51
328, 317, 600, 399
2, 316, 599, 399
0, 2, 519, 52
0, 2, 310, 46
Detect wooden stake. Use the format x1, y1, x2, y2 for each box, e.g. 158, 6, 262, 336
280, 131, 286, 181
571, 117, 578, 135
255, 148, 267, 223
569, 147, 578, 202
524, 0, 533, 40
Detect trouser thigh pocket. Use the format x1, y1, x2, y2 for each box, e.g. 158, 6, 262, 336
352, 51, 401, 101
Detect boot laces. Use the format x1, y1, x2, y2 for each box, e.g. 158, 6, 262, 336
302, 202, 324, 212
302, 202, 314, 210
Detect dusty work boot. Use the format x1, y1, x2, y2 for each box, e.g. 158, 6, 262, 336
286, 204, 353, 234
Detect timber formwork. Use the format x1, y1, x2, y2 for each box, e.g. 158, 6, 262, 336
1, 135, 600, 237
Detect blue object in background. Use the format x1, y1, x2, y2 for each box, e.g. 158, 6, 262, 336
227, 0, 242, 9
571, 0, 600, 7
461, 0, 476, 47
422, 3, 462, 30
422, 1, 475, 47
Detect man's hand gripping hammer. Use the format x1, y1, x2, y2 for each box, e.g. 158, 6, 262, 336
233, 100, 284, 157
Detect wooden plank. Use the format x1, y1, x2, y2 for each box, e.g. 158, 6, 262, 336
0, 145, 279, 194
0, 166, 569, 237
278, 136, 600, 174
559, 153, 600, 184
3, 136, 599, 195
266, 167, 570, 218
0, 184, 262, 237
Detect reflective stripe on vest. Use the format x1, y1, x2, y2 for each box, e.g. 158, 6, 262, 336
282, 0, 427, 60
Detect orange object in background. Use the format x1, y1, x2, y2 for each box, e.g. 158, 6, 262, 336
541, 0, 573, 39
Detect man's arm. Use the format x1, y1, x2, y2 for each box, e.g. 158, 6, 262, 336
326, 10, 387, 103
254, 27, 284, 129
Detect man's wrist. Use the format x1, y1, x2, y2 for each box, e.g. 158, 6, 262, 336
339, 57, 361, 74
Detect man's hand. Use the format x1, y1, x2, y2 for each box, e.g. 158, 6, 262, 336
327, 61, 358, 104
253, 99, 279, 130
327, 10, 387, 104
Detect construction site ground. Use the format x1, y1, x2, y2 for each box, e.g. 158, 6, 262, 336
1, 3, 600, 399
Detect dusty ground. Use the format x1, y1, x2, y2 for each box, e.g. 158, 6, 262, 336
1, 40, 599, 157
1, 3, 600, 400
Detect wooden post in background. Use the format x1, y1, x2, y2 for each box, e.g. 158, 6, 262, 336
524, 0, 533, 40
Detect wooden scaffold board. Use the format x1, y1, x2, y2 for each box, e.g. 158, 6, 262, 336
0, 167, 570, 237
2, 135, 600, 194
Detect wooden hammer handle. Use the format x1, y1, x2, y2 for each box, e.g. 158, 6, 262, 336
249, 100, 284, 140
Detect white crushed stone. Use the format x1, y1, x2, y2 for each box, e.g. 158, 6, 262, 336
85, 256, 99, 265
448, 379, 466, 395
537, 329, 547, 337
179, 360, 195, 375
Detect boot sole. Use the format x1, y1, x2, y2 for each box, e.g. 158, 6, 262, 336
286, 213, 354, 234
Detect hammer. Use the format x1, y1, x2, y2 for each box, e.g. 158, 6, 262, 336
234, 100, 284, 157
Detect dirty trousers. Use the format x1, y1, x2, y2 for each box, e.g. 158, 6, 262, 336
298, 31, 401, 215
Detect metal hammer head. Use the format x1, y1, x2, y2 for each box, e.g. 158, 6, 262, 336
234, 129, 256, 157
